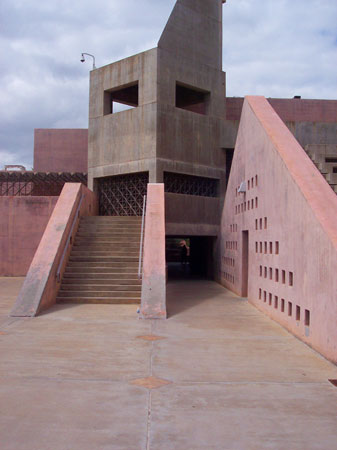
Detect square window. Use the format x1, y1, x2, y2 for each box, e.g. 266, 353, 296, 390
104, 82, 139, 115
176, 83, 210, 115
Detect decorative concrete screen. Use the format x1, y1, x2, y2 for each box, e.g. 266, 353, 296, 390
0, 171, 87, 197
97, 172, 149, 216
164, 172, 219, 198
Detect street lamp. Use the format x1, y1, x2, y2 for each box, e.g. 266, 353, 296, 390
80, 53, 96, 70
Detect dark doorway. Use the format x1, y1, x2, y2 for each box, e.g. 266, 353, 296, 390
166, 236, 215, 280
242, 230, 249, 297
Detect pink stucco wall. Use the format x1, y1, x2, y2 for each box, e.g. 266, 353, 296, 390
226, 97, 337, 123
11, 183, 98, 316
0, 196, 58, 276
221, 96, 337, 364
140, 183, 166, 319
34, 129, 88, 172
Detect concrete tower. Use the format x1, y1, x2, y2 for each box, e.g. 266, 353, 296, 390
88, 0, 227, 236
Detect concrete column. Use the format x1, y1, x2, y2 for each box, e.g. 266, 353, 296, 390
140, 183, 167, 319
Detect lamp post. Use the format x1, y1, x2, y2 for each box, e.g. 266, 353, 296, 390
80, 53, 96, 70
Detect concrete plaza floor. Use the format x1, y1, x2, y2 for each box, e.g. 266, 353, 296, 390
0, 277, 337, 450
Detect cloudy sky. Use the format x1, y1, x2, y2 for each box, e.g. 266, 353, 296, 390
1, 0, 336, 169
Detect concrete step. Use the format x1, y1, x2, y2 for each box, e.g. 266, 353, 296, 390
58, 216, 143, 305
76, 233, 141, 240
73, 244, 140, 250
66, 261, 138, 273
74, 243, 140, 249
61, 284, 141, 291
81, 216, 142, 220
66, 261, 138, 267
69, 256, 139, 263
70, 251, 139, 257
62, 278, 141, 284
58, 290, 141, 298
64, 270, 139, 277
78, 227, 141, 233
56, 297, 141, 304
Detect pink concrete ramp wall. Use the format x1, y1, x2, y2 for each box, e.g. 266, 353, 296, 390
140, 184, 166, 319
0, 196, 58, 276
221, 96, 337, 364
34, 129, 88, 173
10, 183, 98, 317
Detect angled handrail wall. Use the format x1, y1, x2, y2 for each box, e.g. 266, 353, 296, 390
56, 194, 84, 282
10, 183, 98, 317
138, 194, 147, 279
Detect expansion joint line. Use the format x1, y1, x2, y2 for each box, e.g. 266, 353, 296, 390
146, 320, 155, 450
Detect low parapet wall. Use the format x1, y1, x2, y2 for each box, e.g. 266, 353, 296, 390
0, 196, 58, 276
10, 183, 98, 317
140, 183, 166, 319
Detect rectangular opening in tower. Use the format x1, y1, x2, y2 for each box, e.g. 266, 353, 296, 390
175, 83, 210, 115
104, 82, 139, 115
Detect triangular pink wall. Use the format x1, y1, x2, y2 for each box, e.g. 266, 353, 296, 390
221, 96, 337, 364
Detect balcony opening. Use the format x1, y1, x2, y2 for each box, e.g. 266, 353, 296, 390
176, 82, 210, 115
104, 82, 139, 115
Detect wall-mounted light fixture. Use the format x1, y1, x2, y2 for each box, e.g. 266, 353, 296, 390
80, 53, 96, 70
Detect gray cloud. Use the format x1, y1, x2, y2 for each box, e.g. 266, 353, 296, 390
0, 0, 336, 168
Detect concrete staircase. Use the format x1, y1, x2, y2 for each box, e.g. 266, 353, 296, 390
305, 144, 337, 194
57, 216, 142, 304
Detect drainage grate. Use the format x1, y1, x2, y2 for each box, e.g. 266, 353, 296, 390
328, 379, 337, 387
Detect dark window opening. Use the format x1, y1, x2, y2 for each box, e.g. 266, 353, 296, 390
325, 157, 337, 163
176, 83, 210, 115
104, 82, 139, 115
305, 309, 310, 326
164, 172, 218, 198
333, 167, 337, 173
224, 148, 234, 186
